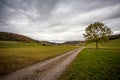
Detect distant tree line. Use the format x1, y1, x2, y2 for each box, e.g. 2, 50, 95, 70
0, 32, 34, 43
109, 34, 120, 40
0, 32, 59, 45
0, 31, 119, 45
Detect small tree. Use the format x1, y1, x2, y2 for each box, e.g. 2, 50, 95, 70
83, 22, 112, 49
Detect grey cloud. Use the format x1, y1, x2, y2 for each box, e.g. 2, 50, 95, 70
0, 0, 120, 43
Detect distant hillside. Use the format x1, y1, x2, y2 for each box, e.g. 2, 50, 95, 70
0, 32, 34, 43
1, 32, 119, 45
109, 34, 120, 40
0, 32, 58, 45
62, 41, 85, 45
62, 34, 120, 45
35, 40, 59, 45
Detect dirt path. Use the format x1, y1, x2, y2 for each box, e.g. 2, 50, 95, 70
0, 47, 84, 80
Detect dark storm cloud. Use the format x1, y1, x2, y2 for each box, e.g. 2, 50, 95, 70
0, 0, 120, 43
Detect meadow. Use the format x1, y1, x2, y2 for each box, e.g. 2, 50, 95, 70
60, 39, 120, 80
0, 41, 77, 76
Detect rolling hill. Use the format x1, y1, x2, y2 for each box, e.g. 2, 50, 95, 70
0, 32, 34, 43
0, 32, 120, 45
0, 32, 57, 45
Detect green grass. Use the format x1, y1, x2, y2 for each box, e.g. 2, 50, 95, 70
86, 39, 120, 49
60, 39, 120, 80
0, 41, 77, 76
0, 41, 42, 48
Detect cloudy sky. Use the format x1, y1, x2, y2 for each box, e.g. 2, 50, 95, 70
0, 0, 120, 43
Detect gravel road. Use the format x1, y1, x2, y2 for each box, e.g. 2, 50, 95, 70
0, 47, 84, 80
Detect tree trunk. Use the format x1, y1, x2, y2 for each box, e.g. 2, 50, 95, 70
96, 41, 98, 49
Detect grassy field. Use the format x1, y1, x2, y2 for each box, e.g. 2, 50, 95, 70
86, 39, 120, 49
0, 41, 77, 76
0, 41, 42, 48
60, 39, 120, 80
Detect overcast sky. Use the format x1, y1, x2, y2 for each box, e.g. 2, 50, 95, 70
0, 0, 120, 43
